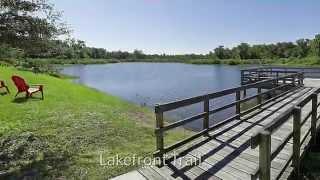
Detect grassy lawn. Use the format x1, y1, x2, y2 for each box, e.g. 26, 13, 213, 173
0, 66, 189, 179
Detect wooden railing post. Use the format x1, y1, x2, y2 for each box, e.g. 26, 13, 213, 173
296, 73, 302, 86
257, 87, 262, 104
259, 130, 271, 180
311, 93, 318, 145
292, 76, 295, 86
301, 73, 304, 85
155, 105, 164, 158
299, 74, 302, 85
203, 96, 210, 130
276, 72, 279, 85
236, 90, 241, 118
241, 70, 244, 85
293, 106, 301, 179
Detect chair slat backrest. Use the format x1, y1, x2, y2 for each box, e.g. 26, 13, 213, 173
12, 75, 29, 92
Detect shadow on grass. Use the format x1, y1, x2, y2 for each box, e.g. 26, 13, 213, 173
12, 96, 43, 103
0, 92, 9, 96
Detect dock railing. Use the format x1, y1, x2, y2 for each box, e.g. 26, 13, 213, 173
241, 67, 300, 85
241, 66, 320, 84
154, 72, 304, 158
250, 88, 320, 180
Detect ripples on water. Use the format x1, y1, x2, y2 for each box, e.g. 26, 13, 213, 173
62, 63, 252, 131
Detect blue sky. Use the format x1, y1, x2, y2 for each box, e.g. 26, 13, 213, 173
51, 0, 320, 54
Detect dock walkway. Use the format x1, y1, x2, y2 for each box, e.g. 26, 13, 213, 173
112, 69, 320, 180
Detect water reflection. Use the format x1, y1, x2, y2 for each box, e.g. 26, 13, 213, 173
62, 63, 247, 131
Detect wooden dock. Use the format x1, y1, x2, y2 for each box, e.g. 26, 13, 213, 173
112, 68, 320, 180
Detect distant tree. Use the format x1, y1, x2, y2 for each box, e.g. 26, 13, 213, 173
214, 46, 232, 59
311, 34, 320, 57
65, 48, 75, 59
79, 48, 90, 58
249, 45, 264, 59
133, 49, 146, 59
118, 51, 130, 59
296, 39, 310, 58
208, 51, 216, 59
214, 46, 225, 59
0, 44, 24, 58
237, 43, 250, 59
269, 42, 296, 58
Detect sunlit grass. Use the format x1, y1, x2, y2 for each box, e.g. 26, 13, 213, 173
0, 66, 189, 179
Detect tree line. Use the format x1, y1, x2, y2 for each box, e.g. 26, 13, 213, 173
1, 35, 320, 61
211, 36, 320, 60
1, 0, 320, 64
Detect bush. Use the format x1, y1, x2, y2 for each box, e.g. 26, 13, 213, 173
0, 45, 24, 59
227, 59, 241, 65
0, 58, 18, 66
189, 59, 221, 64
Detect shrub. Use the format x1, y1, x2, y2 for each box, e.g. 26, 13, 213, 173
227, 59, 241, 65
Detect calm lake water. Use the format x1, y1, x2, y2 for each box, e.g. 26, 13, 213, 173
61, 63, 248, 131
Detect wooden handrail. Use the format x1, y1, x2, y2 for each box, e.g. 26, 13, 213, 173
241, 68, 302, 86
155, 112, 206, 133
154, 70, 304, 158
157, 73, 302, 113
250, 88, 320, 180
242, 70, 298, 74
242, 66, 320, 78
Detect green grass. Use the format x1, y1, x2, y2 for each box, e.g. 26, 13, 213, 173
270, 56, 320, 67
0, 66, 190, 179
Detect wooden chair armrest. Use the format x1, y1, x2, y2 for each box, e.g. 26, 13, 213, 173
30, 84, 44, 90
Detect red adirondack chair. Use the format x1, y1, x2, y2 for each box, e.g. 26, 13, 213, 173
0, 80, 9, 94
11, 75, 44, 100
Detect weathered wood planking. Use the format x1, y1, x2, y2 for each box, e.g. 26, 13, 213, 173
111, 86, 319, 180
111, 70, 320, 180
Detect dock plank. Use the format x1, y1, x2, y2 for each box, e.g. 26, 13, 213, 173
114, 85, 318, 180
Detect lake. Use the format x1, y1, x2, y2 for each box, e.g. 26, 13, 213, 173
61, 63, 248, 131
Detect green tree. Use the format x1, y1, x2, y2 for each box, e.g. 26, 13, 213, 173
0, 44, 24, 58
214, 46, 225, 59
237, 43, 250, 59
65, 48, 75, 59
133, 49, 146, 59
0, 0, 69, 56
214, 46, 232, 59
312, 34, 320, 57
80, 48, 90, 58
249, 45, 263, 59
296, 39, 310, 58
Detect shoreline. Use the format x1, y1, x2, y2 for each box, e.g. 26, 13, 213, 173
58, 61, 320, 68
0, 66, 193, 179
4, 57, 320, 68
